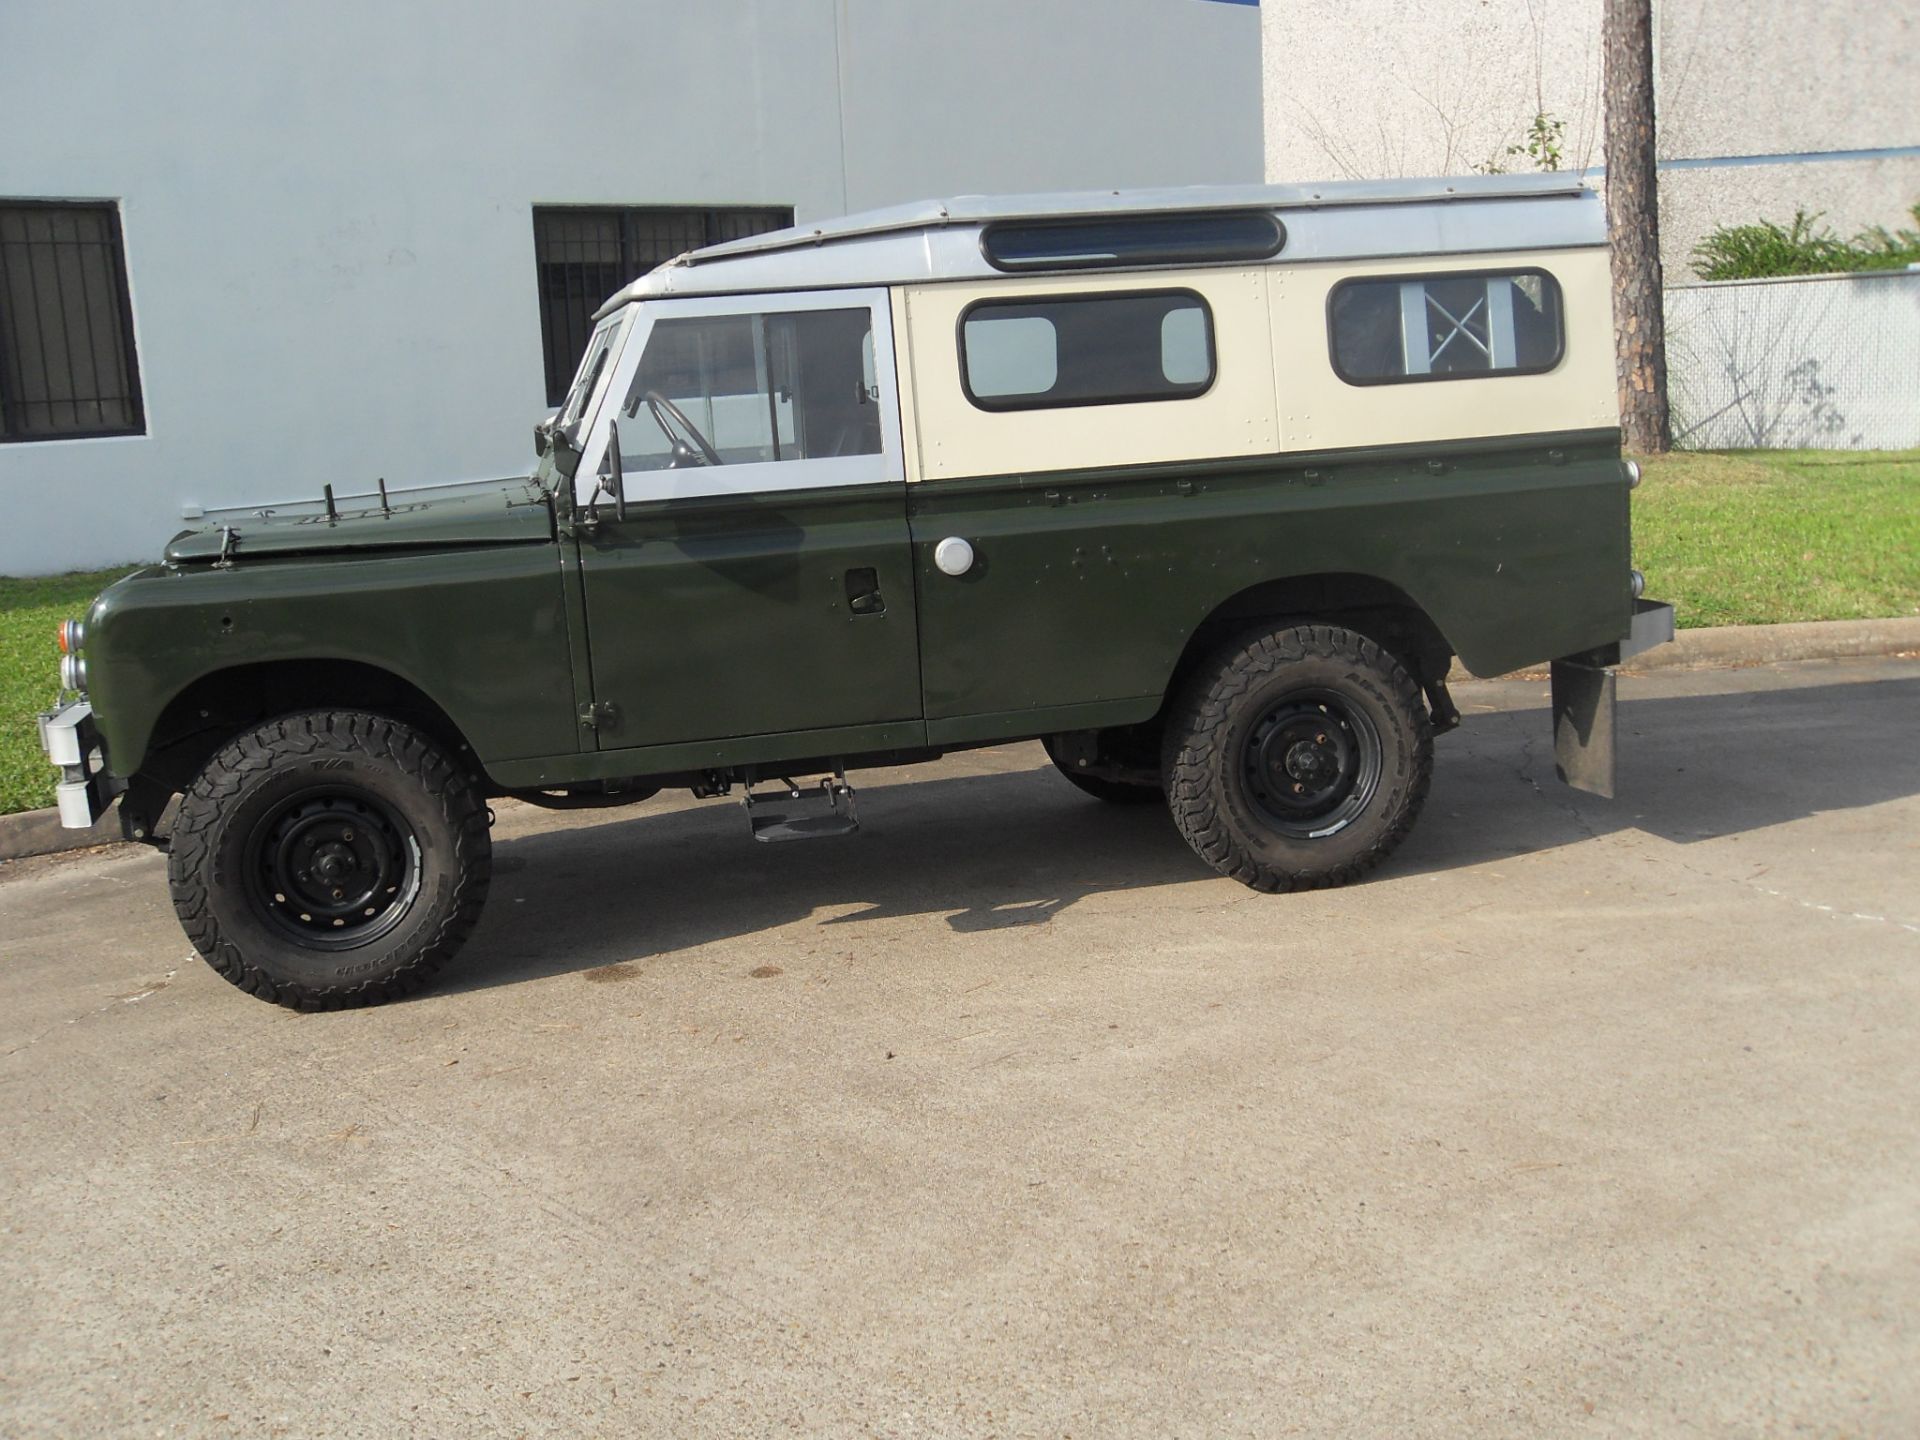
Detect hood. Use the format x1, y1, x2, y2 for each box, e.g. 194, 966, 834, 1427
165, 477, 553, 565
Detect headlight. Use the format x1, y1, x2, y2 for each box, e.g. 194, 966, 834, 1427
60, 653, 87, 691
1624, 459, 1642, 489
1630, 569, 1646, 599
57, 619, 84, 654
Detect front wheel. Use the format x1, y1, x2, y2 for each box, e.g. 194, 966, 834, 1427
1163, 624, 1432, 892
167, 712, 492, 1009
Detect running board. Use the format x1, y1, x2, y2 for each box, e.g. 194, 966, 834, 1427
742, 771, 859, 842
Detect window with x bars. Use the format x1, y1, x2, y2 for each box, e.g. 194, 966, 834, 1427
532, 205, 793, 406
1327, 269, 1563, 386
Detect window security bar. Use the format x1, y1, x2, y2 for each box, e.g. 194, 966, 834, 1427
1397, 278, 1520, 376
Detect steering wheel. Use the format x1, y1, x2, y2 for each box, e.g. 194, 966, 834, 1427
640, 391, 723, 467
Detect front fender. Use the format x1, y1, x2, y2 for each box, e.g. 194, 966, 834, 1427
84, 546, 576, 780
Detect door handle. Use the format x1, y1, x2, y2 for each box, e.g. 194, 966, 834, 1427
845, 567, 885, 616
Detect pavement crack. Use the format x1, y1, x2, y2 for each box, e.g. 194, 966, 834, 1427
1, 967, 182, 1060
1742, 882, 1920, 936
1658, 848, 1920, 940
1503, 709, 1599, 843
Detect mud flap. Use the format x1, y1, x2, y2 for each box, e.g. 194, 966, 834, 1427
1550, 658, 1616, 799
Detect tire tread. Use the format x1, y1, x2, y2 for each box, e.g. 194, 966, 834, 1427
1162, 624, 1433, 892
166, 710, 491, 1011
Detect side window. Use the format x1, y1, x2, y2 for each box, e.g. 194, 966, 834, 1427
1328, 270, 1563, 384
619, 306, 881, 470
959, 290, 1215, 411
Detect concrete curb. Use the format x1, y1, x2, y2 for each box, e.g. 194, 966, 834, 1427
1450, 614, 1920, 682
0, 800, 123, 863
5, 616, 1918, 864
1619, 615, 1920, 673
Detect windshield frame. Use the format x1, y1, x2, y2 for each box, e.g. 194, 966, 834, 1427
568, 290, 902, 510
556, 310, 627, 431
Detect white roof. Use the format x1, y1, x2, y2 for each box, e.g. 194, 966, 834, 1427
595, 174, 1605, 315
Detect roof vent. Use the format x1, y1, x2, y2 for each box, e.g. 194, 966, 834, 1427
981, 210, 1285, 272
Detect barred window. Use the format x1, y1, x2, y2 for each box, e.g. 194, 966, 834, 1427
0, 201, 144, 441
1328, 270, 1564, 385
960, 290, 1215, 411
532, 205, 792, 406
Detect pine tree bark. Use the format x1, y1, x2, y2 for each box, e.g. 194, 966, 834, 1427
1603, 0, 1672, 453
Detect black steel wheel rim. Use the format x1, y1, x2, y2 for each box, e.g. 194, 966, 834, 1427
1239, 687, 1383, 839
244, 787, 421, 950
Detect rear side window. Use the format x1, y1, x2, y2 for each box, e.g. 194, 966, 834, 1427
1328, 270, 1564, 385
960, 290, 1215, 411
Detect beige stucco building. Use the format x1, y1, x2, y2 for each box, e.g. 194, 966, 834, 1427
1261, 0, 1920, 281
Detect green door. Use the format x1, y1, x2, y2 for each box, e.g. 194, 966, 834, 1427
572, 289, 923, 755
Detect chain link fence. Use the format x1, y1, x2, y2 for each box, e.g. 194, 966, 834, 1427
1665, 268, 1920, 450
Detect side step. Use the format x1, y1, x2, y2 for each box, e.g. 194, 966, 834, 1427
742, 771, 859, 843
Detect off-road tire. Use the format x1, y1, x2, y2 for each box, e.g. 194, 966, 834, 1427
168, 711, 491, 1009
1163, 624, 1432, 892
1041, 735, 1163, 805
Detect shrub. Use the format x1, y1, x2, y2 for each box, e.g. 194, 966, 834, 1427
1690, 203, 1920, 281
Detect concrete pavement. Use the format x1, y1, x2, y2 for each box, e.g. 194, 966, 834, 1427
3, 657, 1917, 1438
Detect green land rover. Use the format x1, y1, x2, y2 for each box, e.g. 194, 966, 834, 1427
41, 176, 1672, 1009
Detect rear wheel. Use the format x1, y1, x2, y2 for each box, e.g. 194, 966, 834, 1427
1163, 624, 1431, 891
167, 711, 491, 1009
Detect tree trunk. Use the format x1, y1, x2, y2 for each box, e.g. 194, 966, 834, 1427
1603, 0, 1672, 454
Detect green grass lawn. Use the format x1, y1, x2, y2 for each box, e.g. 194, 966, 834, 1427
1632, 449, 1920, 628
0, 449, 1914, 816
0, 567, 140, 816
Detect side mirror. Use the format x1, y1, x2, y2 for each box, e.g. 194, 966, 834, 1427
533, 407, 560, 457
549, 421, 582, 480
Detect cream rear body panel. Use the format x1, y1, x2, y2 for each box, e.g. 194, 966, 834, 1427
888, 288, 925, 484
1269, 247, 1618, 452
896, 248, 1613, 483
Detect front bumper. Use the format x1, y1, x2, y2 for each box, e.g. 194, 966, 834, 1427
1550, 598, 1677, 799
37, 701, 117, 829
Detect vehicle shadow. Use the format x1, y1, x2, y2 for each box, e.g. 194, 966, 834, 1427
442, 675, 1920, 993
1392, 673, 1920, 877
444, 763, 1188, 994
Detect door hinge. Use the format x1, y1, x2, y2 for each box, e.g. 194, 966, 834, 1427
578, 701, 617, 731
558, 506, 600, 539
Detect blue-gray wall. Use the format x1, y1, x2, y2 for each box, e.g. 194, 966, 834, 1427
0, 0, 1262, 573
